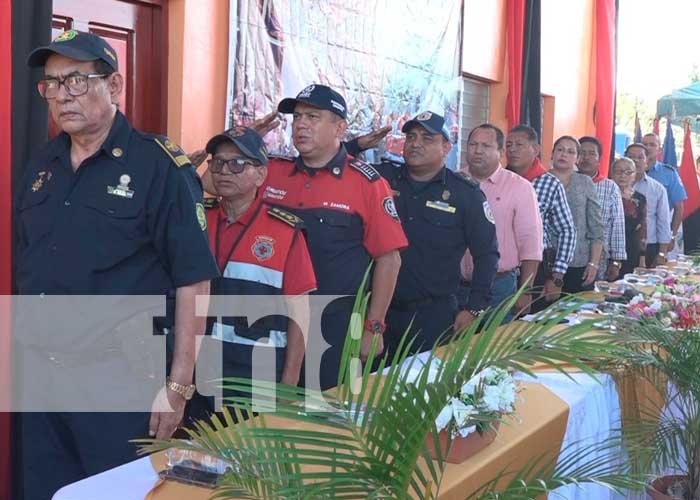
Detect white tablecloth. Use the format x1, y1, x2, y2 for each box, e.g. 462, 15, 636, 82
54, 370, 627, 500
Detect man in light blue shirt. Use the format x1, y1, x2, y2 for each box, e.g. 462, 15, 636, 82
642, 133, 687, 250
626, 143, 672, 268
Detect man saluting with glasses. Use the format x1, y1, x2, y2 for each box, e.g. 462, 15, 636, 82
17, 31, 219, 498
187, 127, 316, 420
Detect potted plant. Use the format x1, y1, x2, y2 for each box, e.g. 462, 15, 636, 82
609, 308, 700, 499
138, 277, 641, 499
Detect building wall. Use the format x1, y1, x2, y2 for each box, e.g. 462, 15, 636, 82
463, 0, 598, 167
169, 0, 599, 166
167, 0, 229, 153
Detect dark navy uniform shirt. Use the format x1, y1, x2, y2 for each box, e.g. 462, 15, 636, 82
15, 111, 219, 299
374, 160, 499, 310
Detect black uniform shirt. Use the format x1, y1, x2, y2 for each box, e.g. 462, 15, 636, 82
375, 160, 499, 310
14, 111, 219, 297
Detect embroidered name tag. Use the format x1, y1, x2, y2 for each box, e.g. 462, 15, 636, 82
426, 200, 456, 213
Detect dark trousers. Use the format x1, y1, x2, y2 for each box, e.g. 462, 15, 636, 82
187, 342, 285, 423
530, 261, 554, 313
563, 266, 594, 294
384, 296, 458, 363
22, 411, 150, 500
645, 243, 660, 268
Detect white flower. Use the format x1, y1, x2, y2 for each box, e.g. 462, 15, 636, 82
452, 399, 476, 427
456, 424, 477, 438
435, 401, 453, 432
482, 385, 503, 412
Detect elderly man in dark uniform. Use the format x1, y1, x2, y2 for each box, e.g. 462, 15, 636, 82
17, 30, 219, 498
374, 112, 499, 356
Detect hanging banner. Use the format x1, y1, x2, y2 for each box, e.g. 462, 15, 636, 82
226, 0, 461, 167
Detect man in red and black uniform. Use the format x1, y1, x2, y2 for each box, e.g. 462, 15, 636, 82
191, 127, 316, 417
263, 84, 408, 390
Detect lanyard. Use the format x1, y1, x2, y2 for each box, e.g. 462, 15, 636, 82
214, 201, 264, 272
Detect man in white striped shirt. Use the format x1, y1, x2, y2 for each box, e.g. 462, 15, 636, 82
626, 143, 672, 267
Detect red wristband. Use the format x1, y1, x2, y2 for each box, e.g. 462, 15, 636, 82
364, 319, 386, 335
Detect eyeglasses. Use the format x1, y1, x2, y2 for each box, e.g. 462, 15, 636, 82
38, 73, 109, 99
614, 169, 636, 176
207, 157, 257, 174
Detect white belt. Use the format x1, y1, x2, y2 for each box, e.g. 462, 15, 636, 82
212, 322, 287, 348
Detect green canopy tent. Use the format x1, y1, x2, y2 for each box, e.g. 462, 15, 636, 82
657, 82, 700, 132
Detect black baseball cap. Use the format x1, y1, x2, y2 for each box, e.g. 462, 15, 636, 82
278, 84, 347, 119
27, 30, 119, 71
205, 127, 268, 166
402, 111, 452, 142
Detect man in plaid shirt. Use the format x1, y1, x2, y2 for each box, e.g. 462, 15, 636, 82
506, 125, 576, 310
579, 136, 626, 281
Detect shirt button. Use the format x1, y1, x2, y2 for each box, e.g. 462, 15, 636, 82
50, 244, 57, 251
305, 182, 311, 189
298, 202, 304, 207
408, 216, 414, 221
64, 200, 71, 206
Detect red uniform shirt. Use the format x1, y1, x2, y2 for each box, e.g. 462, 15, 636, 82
260, 145, 408, 294
206, 195, 316, 296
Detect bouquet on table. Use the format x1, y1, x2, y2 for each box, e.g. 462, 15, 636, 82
625, 279, 700, 330
403, 363, 519, 439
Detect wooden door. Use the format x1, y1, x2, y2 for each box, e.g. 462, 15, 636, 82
49, 0, 167, 137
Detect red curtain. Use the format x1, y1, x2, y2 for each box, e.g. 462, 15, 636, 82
0, 0, 11, 497
594, 0, 616, 176
505, 0, 526, 130
680, 120, 700, 218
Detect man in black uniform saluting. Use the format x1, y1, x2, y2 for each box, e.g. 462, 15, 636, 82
374, 112, 499, 357
16, 30, 219, 498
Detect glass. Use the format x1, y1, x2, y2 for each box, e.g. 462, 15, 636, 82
207, 157, 255, 174
38, 73, 108, 99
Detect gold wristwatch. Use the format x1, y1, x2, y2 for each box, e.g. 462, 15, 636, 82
166, 377, 196, 400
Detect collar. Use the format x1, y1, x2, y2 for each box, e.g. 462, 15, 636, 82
591, 170, 606, 183
49, 110, 132, 165
293, 144, 347, 178
218, 192, 264, 227
483, 165, 506, 184
518, 158, 547, 181
396, 164, 447, 186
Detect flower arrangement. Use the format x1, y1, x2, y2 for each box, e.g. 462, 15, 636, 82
435, 367, 518, 438
626, 286, 700, 330
402, 363, 519, 439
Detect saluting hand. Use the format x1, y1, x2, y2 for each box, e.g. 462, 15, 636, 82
250, 111, 282, 137
187, 149, 208, 168
356, 125, 392, 151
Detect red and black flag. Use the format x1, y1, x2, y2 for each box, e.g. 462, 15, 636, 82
680, 120, 700, 254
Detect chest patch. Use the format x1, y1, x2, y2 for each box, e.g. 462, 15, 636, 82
107, 174, 135, 199
426, 200, 456, 214
252, 235, 275, 262
31, 171, 52, 192
483, 201, 495, 224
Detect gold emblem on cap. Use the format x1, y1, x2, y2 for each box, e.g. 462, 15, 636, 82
112, 147, 123, 158
332, 167, 341, 175
416, 111, 432, 121
442, 190, 450, 201
103, 47, 116, 61
54, 30, 77, 43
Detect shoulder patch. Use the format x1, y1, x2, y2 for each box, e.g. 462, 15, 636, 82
267, 206, 304, 228
348, 158, 380, 181
452, 169, 479, 188
154, 136, 191, 168
267, 153, 295, 163
203, 197, 219, 209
